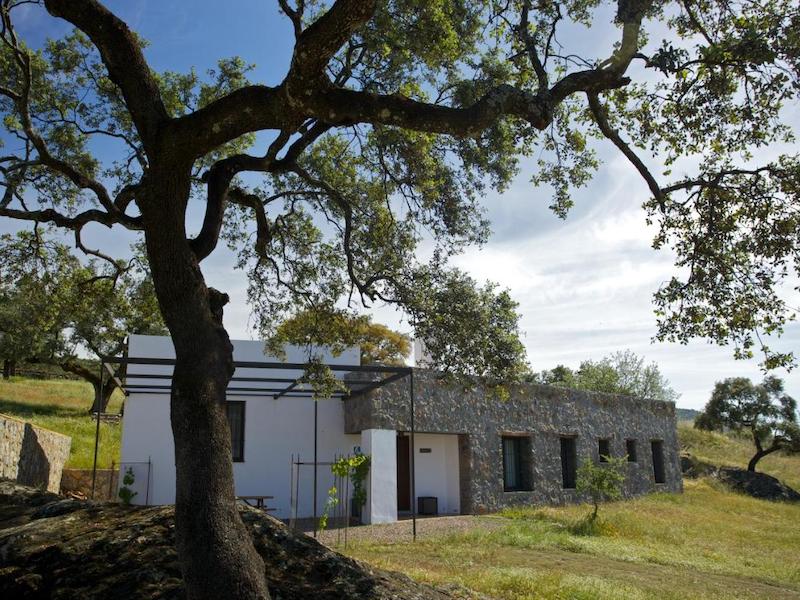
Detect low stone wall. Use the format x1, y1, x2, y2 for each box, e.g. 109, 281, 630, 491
0, 413, 72, 493
61, 468, 119, 501
345, 370, 683, 513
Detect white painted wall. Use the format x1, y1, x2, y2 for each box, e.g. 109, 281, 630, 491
361, 429, 397, 524
119, 335, 361, 519
409, 433, 461, 516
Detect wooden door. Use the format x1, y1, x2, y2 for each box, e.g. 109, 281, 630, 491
397, 434, 411, 511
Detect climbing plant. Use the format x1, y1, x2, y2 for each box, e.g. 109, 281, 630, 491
319, 454, 371, 531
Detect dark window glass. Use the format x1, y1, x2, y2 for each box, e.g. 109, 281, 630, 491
502, 437, 523, 491
560, 437, 577, 489
598, 439, 611, 462
651, 440, 665, 484
626, 439, 637, 462
226, 401, 245, 462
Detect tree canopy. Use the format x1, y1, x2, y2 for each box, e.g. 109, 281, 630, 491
0, 231, 165, 409
696, 376, 800, 472
1, 0, 799, 597
274, 309, 411, 365
533, 350, 679, 402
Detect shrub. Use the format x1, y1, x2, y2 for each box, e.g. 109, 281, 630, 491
576, 454, 627, 523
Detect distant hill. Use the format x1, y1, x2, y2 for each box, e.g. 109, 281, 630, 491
676, 407, 700, 422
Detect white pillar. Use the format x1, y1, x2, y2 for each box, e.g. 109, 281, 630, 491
360, 429, 397, 524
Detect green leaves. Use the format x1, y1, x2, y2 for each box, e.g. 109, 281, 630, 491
534, 350, 679, 403
695, 375, 800, 465
576, 454, 627, 521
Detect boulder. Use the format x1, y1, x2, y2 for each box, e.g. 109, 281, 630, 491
0, 480, 480, 599
717, 468, 800, 503
679, 453, 717, 478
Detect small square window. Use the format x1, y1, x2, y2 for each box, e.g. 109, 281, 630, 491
626, 439, 637, 462
598, 439, 611, 462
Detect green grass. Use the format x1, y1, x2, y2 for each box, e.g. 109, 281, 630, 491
679, 422, 800, 490
345, 480, 800, 599
0, 377, 123, 469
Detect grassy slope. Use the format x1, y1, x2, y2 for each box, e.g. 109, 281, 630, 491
2, 379, 799, 598
344, 424, 800, 600
0, 378, 122, 469
345, 480, 800, 599
679, 422, 800, 490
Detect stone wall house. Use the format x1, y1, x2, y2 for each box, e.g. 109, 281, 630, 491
345, 369, 682, 513
121, 335, 682, 524
0, 413, 71, 493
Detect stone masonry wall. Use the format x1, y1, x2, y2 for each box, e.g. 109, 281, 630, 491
345, 370, 682, 513
0, 413, 71, 493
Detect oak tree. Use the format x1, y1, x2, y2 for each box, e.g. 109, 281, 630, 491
1, 1, 798, 598
0, 231, 166, 411
274, 309, 411, 365
696, 376, 800, 472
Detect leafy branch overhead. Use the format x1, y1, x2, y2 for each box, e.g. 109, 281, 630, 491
1, 0, 797, 379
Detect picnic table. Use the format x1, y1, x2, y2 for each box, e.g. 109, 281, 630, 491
237, 495, 276, 512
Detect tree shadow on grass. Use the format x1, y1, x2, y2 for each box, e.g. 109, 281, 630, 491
0, 397, 82, 419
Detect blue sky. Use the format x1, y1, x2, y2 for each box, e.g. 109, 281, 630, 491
7, 1, 800, 409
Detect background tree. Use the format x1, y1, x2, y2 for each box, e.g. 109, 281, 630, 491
696, 376, 800, 472
0, 0, 798, 598
0, 232, 166, 411
0, 233, 74, 378
274, 309, 410, 365
533, 350, 679, 402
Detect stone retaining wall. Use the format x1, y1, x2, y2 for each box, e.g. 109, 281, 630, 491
0, 413, 71, 493
345, 370, 682, 513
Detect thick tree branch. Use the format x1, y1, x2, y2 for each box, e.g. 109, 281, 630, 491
43, 0, 169, 152
288, 0, 376, 82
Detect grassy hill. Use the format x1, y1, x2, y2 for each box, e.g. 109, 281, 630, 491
345, 479, 800, 599
0, 378, 122, 469
679, 422, 800, 490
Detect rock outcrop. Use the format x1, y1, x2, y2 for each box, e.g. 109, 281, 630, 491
716, 467, 800, 503
680, 453, 800, 502
0, 480, 478, 599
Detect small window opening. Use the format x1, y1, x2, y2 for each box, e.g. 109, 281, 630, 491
226, 401, 245, 462
598, 439, 611, 462
626, 439, 637, 462
560, 436, 577, 489
651, 440, 665, 484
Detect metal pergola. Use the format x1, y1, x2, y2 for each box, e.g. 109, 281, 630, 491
92, 354, 420, 539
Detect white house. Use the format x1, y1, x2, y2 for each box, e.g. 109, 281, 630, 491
119, 334, 460, 525
119, 334, 683, 525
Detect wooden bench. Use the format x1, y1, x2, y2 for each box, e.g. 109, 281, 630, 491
237, 495, 276, 512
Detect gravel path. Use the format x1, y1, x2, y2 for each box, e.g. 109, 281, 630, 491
315, 515, 504, 546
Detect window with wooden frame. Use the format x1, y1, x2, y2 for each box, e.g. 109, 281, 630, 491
225, 401, 245, 462
501, 435, 533, 492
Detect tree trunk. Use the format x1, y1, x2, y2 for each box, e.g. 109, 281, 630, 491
747, 447, 778, 472
90, 378, 116, 414
60, 360, 118, 413
2, 359, 10, 380
139, 170, 269, 600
